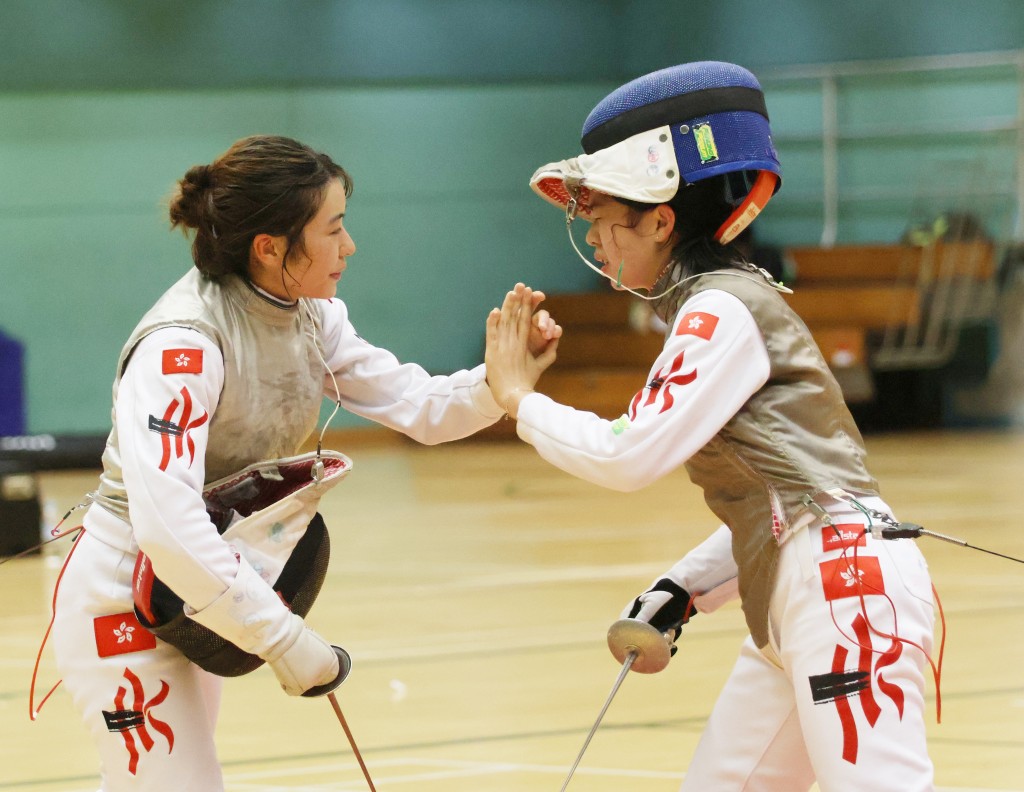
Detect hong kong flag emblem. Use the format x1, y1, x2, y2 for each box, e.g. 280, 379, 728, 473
161, 349, 203, 375
819, 556, 885, 602
675, 312, 719, 341
94, 612, 157, 658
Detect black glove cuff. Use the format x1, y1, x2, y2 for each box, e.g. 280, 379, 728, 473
648, 578, 698, 630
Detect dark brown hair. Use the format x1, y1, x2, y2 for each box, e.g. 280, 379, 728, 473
618, 175, 744, 320
168, 135, 352, 281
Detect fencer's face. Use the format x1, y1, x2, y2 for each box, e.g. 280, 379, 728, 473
285, 179, 356, 300
250, 178, 356, 301
583, 193, 674, 291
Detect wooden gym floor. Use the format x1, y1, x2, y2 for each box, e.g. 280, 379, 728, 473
1, 429, 1022, 790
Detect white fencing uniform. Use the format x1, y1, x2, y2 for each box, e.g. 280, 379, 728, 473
51, 271, 503, 791
514, 270, 936, 791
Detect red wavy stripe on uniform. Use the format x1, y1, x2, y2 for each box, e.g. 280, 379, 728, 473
874, 639, 906, 719
831, 645, 859, 764
852, 613, 881, 726
175, 387, 192, 460
125, 668, 155, 752
144, 680, 175, 752
659, 369, 697, 413
114, 683, 140, 776
184, 411, 209, 468
628, 388, 643, 420
158, 398, 178, 472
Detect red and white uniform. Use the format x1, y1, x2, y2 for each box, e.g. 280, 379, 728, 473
517, 288, 769, 490
52, 272, 503, 791
515, 277, 936, 791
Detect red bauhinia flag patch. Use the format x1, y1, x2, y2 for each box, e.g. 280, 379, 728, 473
820, 556, 885, 602
161, 348, 203, 375
675, 311, 719, 341
94, 612, 157, 658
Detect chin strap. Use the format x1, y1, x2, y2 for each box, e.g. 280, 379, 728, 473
564, 193, 688, 302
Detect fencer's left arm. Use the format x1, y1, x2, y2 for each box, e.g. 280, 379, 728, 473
313, 298, 504, 444
116, 329, 239, 610
514, 289, 770, 491
622, 524, 739, 653
119, 330, 346, 692
663, 524, 740, 614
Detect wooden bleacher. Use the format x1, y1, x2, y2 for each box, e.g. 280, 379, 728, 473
787, 241, 996, 283
786, 240, 995, 377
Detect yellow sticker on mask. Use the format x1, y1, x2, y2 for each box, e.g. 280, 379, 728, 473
694, 123, 719, 164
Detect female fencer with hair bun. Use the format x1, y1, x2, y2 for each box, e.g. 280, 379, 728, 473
50, 134, 560, 791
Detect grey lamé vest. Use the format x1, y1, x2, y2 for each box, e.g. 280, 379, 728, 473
681, 270, 878, 649
93, 269, 326, 523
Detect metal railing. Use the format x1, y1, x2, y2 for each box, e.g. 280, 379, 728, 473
761, 50, 1024, 246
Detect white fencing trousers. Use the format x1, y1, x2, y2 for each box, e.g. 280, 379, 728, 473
51, 531, 225, 792
681, 525, 936, 792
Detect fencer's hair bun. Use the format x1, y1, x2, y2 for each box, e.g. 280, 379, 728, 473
186, 164, 214, 190
169, 164, 215, 230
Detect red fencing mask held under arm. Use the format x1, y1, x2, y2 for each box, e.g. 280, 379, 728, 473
133, 450, 351, 676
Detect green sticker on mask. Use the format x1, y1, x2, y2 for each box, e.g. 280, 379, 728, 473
693, 123, 719, 164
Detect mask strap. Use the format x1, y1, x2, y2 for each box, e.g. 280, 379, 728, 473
563, 201, 694, 302
715, 171, 778, 244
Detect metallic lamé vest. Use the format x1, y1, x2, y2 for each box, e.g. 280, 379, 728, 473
681, 270, 879, 649
93, 270, 325, 523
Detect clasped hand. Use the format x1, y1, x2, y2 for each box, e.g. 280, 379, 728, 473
485, 283, 561, 419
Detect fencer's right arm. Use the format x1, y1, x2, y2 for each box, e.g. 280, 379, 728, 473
622, 525, 739, 652
117, 328, 341, 695
512, 289, 771, 491
313, 298, 505, 444
184, 556, 344, 696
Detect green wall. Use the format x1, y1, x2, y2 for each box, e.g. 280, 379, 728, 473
1, 0, 1022, 434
